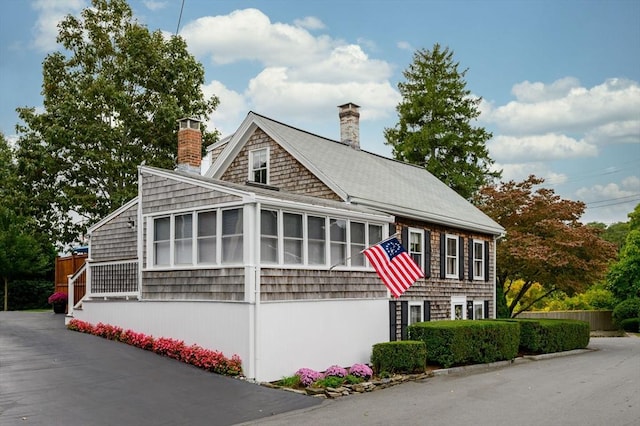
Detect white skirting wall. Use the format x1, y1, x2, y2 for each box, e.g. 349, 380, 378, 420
72, 298, 388, 382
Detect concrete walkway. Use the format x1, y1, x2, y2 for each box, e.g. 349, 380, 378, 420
0, 311, 320, 426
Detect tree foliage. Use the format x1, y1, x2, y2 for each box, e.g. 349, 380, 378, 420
475, 175, 618, 317
384, 43, 500, 199
14, 0, 218, 249
607, 230, 640, 301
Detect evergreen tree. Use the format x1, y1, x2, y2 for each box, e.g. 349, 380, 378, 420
15, 0, 218, 249
385, 44, 500, 199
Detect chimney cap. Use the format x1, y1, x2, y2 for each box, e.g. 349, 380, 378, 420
177, 117, 201, 130
338, 102, 360, 109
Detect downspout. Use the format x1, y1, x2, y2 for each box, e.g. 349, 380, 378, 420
137, 166, 143, 300
254, 202, 261, 381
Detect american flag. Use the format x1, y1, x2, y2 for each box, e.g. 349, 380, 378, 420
363, 237, 424, 298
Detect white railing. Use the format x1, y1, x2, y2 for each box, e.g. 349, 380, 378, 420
87, 259, 139, 299
67, 262, 87, 316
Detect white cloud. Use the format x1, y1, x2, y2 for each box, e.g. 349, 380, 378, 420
179, 8, 399, 127
293, 16, 325, 30
575, 177, 640, 224
493, 162, 568, 186
31, 0, 86, 52
202, 81, 247, 136
488, 133, 598, 162
142, 1, 167, 11
584, 119, 640, 145
485, 78, 640, 136
397, 41, 413, 51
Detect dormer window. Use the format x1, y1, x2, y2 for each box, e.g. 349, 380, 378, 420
249, 148, 269, 184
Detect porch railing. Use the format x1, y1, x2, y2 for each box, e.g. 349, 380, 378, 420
67, 262, 87, 316
89, 259, 139, 298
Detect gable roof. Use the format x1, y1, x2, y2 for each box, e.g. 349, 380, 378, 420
206, 112, 504, 236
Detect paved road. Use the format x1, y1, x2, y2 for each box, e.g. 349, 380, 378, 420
240, 336, 640, 426
0, 312, 320, 426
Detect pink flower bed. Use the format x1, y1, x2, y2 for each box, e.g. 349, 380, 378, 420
67, 319, 242, 376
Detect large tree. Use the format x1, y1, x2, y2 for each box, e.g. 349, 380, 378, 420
384, 43, 500, 199
15, 0, 218, 249
475, 175, 617, 317
607, 204, 640, 301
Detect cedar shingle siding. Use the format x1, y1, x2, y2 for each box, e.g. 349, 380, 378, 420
90, 203, 137, 261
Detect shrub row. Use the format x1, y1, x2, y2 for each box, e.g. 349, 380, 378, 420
67, 319, 242, 376
371, 340, 427, 374
515, 319, 590, 353
620, 318, 640, 332
408, 320, 520, 368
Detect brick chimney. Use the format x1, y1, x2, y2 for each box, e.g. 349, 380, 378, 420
176, 117, 202, 174
338, 102, 360, 149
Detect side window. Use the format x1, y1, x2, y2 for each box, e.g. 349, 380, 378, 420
473, 301, 484, 320
283, 212, 303, 264
249, 148, 268, 184
260, 210, 278, 264
154, 217, 170, 266
445, 235, 459, 278
174, 213, 193, 265
473, 240, 485, 280
221, 209, 243, 264
409, 229, 423, 269
307, 216, 326, 265
350, 222, 366, 267
409, 302, 423, 325
330, 218, 347, 266
197, 211, 216, 264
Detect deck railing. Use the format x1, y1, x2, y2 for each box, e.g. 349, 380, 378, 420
88, 259, 139, 298
67, 263, 87, 316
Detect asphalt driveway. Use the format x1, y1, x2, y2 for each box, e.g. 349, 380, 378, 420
0, 311, 320, 426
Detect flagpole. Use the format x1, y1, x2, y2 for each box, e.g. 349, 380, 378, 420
328, 232, 400, 271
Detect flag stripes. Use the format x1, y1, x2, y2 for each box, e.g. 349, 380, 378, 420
364, 238, 424, 298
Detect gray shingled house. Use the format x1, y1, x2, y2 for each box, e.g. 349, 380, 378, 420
69, 103, 504, 381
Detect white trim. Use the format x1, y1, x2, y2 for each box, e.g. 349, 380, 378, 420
451, 296, 467, 320
408, 301, 423, 325
472, 239, 485, 281
248, 147, 270, 185
88, 197, 139, 234
445, 234, 459, 279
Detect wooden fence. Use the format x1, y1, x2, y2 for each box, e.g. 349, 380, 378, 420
54, 253, 87, 295
518, 310, 615, 331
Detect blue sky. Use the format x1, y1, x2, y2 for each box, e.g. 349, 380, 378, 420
1, 0, 639, 224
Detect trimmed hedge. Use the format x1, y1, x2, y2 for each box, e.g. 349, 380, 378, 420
620, 318, 640, 332
612, 298, 640, 327
515, 319, 590, 353
408, 320, 519, 368
371, 341, 426, 374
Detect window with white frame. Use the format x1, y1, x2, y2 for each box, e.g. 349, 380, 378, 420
283, 212, 303, 264
473, 240, 485, 280
249, 148, 268, 184
451, 296, 466, 320
473, 300, 484, 320
221, 208, 243, 264
174, 213, 193, 265
350, 222, 366, 267
260, 210, 278, 264
151, 208, 243, 267
409, 229, 423, 269
330, 218, 347, 266
154, 217, 170, 266
307, 216, 326, 265
409, 302, 423, 325
197, 211, 216, 264
445, 234, 459, 278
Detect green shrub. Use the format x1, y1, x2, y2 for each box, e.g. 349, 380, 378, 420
371, 341, 426, 374
620, 318, 640, 332
0, 280, 54, 310
408, 320, 519, 368
515, 319, 589, 353
612, 298, 640, 327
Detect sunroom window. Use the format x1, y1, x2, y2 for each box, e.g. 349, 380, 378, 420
330, 218, 347, 266
154, 217, 170, 266
260, 210, 278, 264
350, 222, 366, 266
307, 216, 326, 265
222, 209, 243, 264
283, 212, 303, 264
197, 211, 216, 264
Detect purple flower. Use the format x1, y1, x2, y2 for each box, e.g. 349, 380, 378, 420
324, 365, 348, 378
295, 368, 322, 386
349, 363, 373, 379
